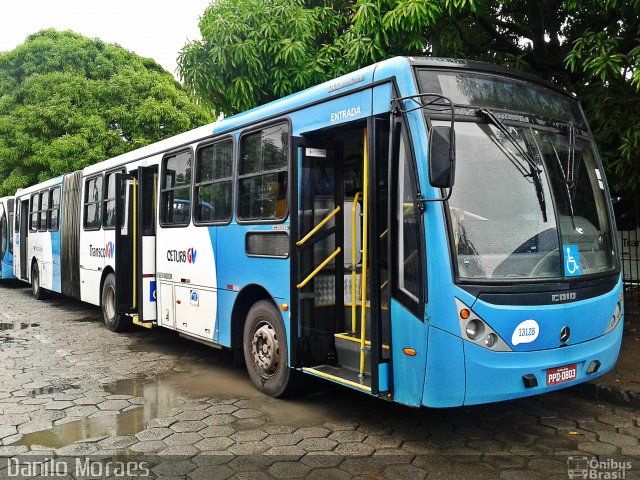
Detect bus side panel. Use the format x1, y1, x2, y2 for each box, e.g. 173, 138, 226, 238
80, 226, 104, 306
51, 230, 61, 293
422, 326, 466, 407
215, 224, 290, 349
390, 300, 428, 407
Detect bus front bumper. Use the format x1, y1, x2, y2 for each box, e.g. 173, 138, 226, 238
462, 320, 623, 406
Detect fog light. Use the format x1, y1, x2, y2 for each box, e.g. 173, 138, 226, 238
485, 333, 497, 349
465, 320, 485, 340
586, 360, 601, 374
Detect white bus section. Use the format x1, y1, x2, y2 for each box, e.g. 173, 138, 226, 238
13, 178, 63, 294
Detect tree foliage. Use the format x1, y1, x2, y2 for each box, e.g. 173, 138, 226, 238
179, 0, 640, 194
0, 29, 213, 195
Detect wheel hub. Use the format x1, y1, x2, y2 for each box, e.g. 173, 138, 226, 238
251, 323, 279, 375
104, 286, 115, 319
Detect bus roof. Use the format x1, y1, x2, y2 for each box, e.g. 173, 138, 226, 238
43, 56, 570, 182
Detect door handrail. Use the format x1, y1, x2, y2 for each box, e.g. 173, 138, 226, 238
296, 206, 341, 247
296, 247, 342, 289
351, 191, 361, 333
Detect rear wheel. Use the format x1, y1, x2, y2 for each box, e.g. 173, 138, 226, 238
31, 262, 44, 300
101, 273, 129, 332
243, 300, 295, 397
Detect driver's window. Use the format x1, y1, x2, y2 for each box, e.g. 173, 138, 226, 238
395, 138, 424, 313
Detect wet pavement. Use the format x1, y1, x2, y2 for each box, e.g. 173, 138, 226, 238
576, 289, 640, 407
1, 282, 639, 479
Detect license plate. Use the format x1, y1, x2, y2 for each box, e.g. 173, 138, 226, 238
546, 364, 577, 386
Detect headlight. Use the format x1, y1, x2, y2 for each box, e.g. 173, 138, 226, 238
604, 297, 623, 335
455, 298, 511, 352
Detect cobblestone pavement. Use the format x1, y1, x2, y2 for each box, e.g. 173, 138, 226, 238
1, 283, 639, 479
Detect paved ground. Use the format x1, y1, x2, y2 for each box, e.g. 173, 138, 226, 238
1, 282, 639, 479
578, 290, 640, 407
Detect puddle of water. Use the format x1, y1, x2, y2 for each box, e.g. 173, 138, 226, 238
14, 408, 148, 449
0, 322, 39, 330
12, 326, 376, 450
14, 378, 185, 449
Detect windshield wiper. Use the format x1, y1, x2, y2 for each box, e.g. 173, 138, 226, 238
544, 136, 578, 231
477, 108, 548, 222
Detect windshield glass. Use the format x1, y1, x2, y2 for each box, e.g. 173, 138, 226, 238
446, 121, 617, 280
416, 69, 586, 128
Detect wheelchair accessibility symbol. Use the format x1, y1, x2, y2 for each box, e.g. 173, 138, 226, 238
564, 244, 581, 277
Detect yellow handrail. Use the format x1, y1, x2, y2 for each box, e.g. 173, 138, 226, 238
296, 247, 342, 289
132, 179, 137, 309
296, 206, 341, 247
351, 191, 361, 333
359, 129, 369, 378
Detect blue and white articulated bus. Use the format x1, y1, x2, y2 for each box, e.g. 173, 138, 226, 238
0, 196, 15, 280
7, 57, 623, 407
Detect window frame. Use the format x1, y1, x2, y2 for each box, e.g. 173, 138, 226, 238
103, 168, 125, 230
29, 194, 39, 232
193, 136, 235, 226
48, 187, 61, 232
236, 119, 291, 225
159, 147, 194, 228
390, 119, 427, 319
83, 174, 104, 231
38, 190, 49, 232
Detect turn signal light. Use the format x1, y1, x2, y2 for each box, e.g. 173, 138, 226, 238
280, 303, 289, 311
403, 348, 417, 356
460, 309, 470, 320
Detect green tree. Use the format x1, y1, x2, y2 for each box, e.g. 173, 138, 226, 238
0, 29, 213, 195
179, 0, 639, 194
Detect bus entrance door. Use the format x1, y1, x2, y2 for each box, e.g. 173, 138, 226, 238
293, 121, 391, 397
18, 200, 29, 280
114, 169, 157, 328
136, 166, 158, 325
114, 173, 136, 321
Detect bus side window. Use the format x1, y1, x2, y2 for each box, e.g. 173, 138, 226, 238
30, 194, 39, 231
49, 187, 61, 231
161, 150, 192, 226
395, 139, 424, 313
84, 175, 103, 230
238, 123, 289, 222
195, 139, 233, 224
0, 210, 6, 261
38, 191, 48, 231
103, 171, 122, 229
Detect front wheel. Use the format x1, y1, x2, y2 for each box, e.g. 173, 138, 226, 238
101, 273, 129, 332
31, 263, 45, 300
243, 300, 295, 397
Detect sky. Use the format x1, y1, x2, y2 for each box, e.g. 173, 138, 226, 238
0, 0, 212, 77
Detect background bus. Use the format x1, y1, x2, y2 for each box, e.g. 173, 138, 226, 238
7, 57, 623, 407
0, 196, 15, 280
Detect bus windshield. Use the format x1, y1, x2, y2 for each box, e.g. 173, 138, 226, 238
442, 121, 617, 281
416, 68, 617, 281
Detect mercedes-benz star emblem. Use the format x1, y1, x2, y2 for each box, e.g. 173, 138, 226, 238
560, 326, 571, 344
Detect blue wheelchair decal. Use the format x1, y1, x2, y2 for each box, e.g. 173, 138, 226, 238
149, 281, 157, 302
563, 244, 581, 277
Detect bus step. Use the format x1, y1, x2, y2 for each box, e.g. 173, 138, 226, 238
302, 365, 371, 392
132, 314, 154, 329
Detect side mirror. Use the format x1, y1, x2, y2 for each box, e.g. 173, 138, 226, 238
428, 126, 456, 189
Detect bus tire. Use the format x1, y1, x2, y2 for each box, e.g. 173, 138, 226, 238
101, 273, 129, 332
243, 300, 295, 397
31, 262, 45, 300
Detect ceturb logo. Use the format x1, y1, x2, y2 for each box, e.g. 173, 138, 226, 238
167, 248, 197, 264
89, 243, 115, 258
